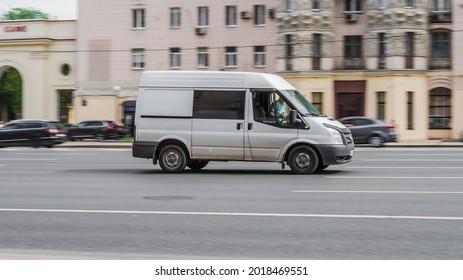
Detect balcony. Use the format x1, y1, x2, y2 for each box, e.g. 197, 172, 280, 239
343, 58, 364, 70
429, 58, 451, 70
429, 11, 452, 23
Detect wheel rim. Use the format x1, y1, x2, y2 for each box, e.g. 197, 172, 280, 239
369, 136, 383, 147
163, 150, 181, 169
294, 152, 311, 169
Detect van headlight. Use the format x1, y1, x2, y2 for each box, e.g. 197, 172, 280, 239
328, 128, 343, 145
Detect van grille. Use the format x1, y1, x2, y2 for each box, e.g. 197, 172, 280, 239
344, 132, 353, 144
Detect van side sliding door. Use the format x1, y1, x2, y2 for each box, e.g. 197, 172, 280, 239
191, 89, 246, 160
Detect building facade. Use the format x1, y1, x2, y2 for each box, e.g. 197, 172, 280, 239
76, 0, 278, 129
276, 0, 462, 140
0, 20, 75, 123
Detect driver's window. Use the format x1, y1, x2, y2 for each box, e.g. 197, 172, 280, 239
252, 90, 291, 125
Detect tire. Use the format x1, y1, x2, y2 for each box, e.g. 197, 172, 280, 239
159, 145, 187, 173
316, 164, 329, 173
287, 146, 319, 174
187, 160, 209, 171
95, 132, 106, 141
368, 135, 384, 147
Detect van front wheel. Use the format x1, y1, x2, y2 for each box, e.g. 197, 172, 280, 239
159, 145, 187, 173
288, 146, 319, 174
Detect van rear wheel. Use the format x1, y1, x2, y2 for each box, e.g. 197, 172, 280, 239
288, 146, 319, 174
159, 145, 187, 173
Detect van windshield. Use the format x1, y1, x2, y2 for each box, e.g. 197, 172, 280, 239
282, 90, 322, 116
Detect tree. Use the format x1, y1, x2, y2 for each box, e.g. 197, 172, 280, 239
0, 68, 22, 121
2, 7, 49, 20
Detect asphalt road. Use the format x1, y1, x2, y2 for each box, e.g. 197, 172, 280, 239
0, 146, 463, 259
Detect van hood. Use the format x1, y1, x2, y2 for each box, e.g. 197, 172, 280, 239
304, 116, 350, 133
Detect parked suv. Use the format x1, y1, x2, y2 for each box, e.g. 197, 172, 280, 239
0, 119, 67, 148
67, 120, 125, 141
338, 116, 396, 147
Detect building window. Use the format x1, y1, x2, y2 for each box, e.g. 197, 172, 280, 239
405, 32, 414, 69
344, 35, 362, 69
312, 0, 321, 10
198, 6, 209, 27
378, 33, 386, 69
376, 91, 386, 121
254, 46, 266, 67
170, 7, 181, 28
312, 92, 323, 113
377, 0, 388, 9
430, 31, 451, 70
405, 0, 414, 8
132, 9, 145, 28
407, 91, 414, 130
170, 48, 181, 68
226, 6, 237, 26
429, 88, 451, 129
131, 49, 144, 69
344, 0, 362, 12
254, 5, 266, 26
313, 33, 322, 70
197, 47, 209, 68
285, 34, 294, 71
430, 0, 451, 11
225, 47, 237, 68
286, 0, 296, 11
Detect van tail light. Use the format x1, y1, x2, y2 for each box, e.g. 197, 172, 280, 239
48, 128, 59, 134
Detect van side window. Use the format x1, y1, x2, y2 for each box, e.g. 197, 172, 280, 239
193, 90, 245, 120
252, 90, 291, 125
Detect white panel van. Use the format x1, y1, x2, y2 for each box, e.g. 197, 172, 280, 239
132, 71, 354, 174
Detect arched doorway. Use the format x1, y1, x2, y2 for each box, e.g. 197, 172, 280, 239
0, 66, 23, 123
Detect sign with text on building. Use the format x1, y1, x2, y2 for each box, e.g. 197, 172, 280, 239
4, 25, 28, 32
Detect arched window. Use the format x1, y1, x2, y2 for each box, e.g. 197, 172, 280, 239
429, 87, 451, 129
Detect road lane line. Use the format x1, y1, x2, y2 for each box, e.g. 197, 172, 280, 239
0, 208, 463, 221
346, 166, 463, 169
0, 158, 59, 161
374, 154, 463, 156
325, 176, 463, 179
361, 159, 463, 162
292, 190, 463, 194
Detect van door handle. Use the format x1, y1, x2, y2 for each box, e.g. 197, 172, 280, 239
248, 123, 253, 131
236, 123, 243, 130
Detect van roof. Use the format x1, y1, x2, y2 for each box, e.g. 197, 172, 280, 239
139, 71, 295, 90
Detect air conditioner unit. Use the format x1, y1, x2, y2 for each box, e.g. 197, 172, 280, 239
268, 9, 275, 18
195, 27, 207, 35
241, 11, 251, 19
345, 14, 358, 22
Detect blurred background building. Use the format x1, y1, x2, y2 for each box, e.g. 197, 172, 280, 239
75, 0, 277, 134
1, 0, 462, 140
0, 20, 75, 123
276, 0, 461, 141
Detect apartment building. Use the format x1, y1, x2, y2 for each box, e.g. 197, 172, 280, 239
76, 0, 277, 128
276, 0, 462, 140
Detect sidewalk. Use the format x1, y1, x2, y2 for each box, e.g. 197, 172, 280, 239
58, 139, 463, 148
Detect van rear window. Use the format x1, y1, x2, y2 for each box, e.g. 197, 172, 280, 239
193, 90, 245, 120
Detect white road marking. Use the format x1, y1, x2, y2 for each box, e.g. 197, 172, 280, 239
361, 159, 463, 162
325, 176, 463, 179
293, 190, 463, 194
0, 208, 462, 221
374, 154, 463, 156
345, 166, 463, 169
0, 158, 59, 161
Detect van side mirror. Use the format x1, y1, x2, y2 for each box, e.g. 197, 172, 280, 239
289, 110, 297, 125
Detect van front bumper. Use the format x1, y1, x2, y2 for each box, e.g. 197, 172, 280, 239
317, 144, 355, 165
132, 141, 158, 158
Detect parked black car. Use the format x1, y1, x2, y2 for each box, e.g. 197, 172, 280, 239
0, 119, 67, 148
67, 120, 127, 141
338, 116, 397, 147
